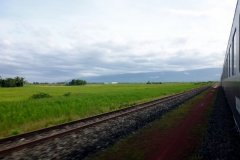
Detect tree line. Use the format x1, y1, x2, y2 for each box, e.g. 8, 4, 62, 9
0, 76, 87, 87
33, 79, 87, 86
146, 81, 162, 84
0, 76, 24, 87
67, 79, 87, 86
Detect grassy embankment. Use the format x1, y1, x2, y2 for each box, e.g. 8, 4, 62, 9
0, 83, 207, 138
86, 89, 215, 160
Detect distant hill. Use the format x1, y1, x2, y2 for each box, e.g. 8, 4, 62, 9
84, 68, 222, 83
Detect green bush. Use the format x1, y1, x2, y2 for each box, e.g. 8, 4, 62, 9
30, 93, 51, 99
63, 92, 71, 97
10, 129, 20, 136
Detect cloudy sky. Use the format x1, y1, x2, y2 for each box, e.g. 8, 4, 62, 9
0, 0, 238, 82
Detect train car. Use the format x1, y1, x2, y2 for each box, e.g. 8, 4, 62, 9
221, 0, 240, 132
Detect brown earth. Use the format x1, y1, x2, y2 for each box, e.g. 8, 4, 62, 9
146, 87, 216, 160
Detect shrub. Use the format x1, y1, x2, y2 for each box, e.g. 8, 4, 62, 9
30, 92, 51, 99
11, 129, 20, 136
63, 92, 71, 97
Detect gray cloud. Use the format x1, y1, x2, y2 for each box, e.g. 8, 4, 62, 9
0, 0, 236, 82
0, 38, 224, 82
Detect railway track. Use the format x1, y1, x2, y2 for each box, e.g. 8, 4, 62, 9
0, 86, 209, 158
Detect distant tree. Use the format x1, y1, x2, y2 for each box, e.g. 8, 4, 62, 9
15, 76, 24, 87
146, 81, 151, 84
68, 79, 87, 86
0, 76, 2, 86
0, 76, 24, 87
146, 81, 162, 85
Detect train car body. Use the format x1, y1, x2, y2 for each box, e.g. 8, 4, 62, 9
221, 0, 240, 131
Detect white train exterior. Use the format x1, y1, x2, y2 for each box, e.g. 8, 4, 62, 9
221, 0, 240, 131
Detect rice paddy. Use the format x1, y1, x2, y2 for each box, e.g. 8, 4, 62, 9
0, 83, 207, 138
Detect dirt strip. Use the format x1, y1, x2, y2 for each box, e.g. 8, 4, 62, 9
147, 87, 216, 160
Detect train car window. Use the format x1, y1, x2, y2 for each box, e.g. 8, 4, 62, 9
227, 52, 230, 77
228, 46, 232, 77
223, 63, 225, 79
233, 30, 237, 75
226, 58, 228, 78
228, 52, 230, 77
226, 56, 228, 78
227, 54, 228, 77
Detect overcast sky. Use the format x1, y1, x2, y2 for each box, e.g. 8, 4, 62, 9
0, 0, 238, 82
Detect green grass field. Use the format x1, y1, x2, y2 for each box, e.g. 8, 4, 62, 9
0, 83, 207, 138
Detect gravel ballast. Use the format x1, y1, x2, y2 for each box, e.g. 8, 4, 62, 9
198, 87, 240, 160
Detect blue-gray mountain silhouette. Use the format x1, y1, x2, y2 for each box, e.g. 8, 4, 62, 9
84, 68, 221, 83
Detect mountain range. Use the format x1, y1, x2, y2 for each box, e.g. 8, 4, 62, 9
84, 68, 222, 83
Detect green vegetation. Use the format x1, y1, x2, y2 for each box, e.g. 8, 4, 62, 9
30, 92, 52, 99
67, 79, 87, 86
146, 81, 162, 84
63, 92, 71, 97
0, 83, 208, 138
0, 76, 24, 87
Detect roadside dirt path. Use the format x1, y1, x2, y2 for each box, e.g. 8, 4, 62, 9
147, 87, 217, 160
